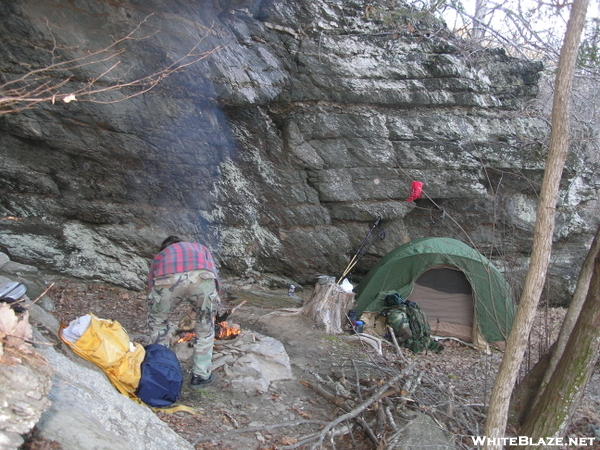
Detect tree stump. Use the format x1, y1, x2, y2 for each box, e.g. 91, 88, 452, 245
301, 280, 355, 334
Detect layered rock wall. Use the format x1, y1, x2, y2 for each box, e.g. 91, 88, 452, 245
0, 0, 598, 304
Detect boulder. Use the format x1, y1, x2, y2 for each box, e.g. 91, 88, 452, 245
211, 330, 293, 394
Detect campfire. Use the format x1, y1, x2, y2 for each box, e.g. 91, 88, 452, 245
175, 320, 241, 345
175, 302, 245, 345
214, 301, 245, 340
176, 332, 196, 344
215, 321, 241, 340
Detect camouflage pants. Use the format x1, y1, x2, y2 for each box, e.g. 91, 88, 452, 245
148, 269, 220, 378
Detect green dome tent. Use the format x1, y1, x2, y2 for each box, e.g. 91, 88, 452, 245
354, 237, 515, 344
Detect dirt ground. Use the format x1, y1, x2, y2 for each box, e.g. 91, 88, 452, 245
45, 276, 600, 450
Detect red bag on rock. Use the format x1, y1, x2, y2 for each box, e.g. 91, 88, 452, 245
407, 181, 424, 202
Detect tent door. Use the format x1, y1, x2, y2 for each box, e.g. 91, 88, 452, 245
407, 266, 474, 342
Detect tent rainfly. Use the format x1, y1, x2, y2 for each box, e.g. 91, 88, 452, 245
354, 237, 516, 345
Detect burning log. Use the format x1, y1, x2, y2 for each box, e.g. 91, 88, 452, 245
176, 300, 246, 344
215, 321, 240, 340
176, 332, 196, 344
175, 321, 241, 343
216, 300, 247, 323
214, 301, 245, 340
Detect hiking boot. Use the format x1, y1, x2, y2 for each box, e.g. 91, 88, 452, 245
190, 372, 215, 389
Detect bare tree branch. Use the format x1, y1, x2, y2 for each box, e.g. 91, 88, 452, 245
0, 15, 223, 114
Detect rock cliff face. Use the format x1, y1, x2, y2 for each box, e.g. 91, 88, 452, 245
0, 0, 598, 304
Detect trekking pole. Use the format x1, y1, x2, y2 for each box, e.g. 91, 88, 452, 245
338, 225, 384, 282
338, 228, 386, 282
338, 216, 381, 284
348, 229, 386, 273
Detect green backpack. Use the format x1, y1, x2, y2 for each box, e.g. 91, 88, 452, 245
383, 294, 443, 353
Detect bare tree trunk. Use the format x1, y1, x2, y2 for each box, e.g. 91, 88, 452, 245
515, 239, 600, 445
482, 0, 589, 446
301, 280, 355, 334
472, 0, 488, 40
511, 226, 600, 423
509, 341, 555, 425
532, 226, 600, 401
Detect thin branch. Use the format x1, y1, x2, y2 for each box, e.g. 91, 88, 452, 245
292, 363, 416, 450
0, 17, 223, 114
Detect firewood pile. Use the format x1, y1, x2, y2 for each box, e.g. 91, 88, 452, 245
298, 363, 419, 449
290, 360, 486, 449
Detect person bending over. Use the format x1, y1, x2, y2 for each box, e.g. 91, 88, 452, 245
147, 235, 220, 389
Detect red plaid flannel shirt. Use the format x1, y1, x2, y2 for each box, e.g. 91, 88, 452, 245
148, 242, 219, 291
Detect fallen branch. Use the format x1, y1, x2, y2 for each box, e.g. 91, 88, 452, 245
229, 300, 247, 315
340, 333, 383, 355
300, 380, 347, 409
301, 379, 379, 446
386, 325, 408, 363
384, 398, 399, 431
351, 359, 363, 402
32, 282, 55, 304
285, 362, 416, 450
259, 308, 302, 320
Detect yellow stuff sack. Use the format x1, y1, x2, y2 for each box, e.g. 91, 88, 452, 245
60, 314, 146, 398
